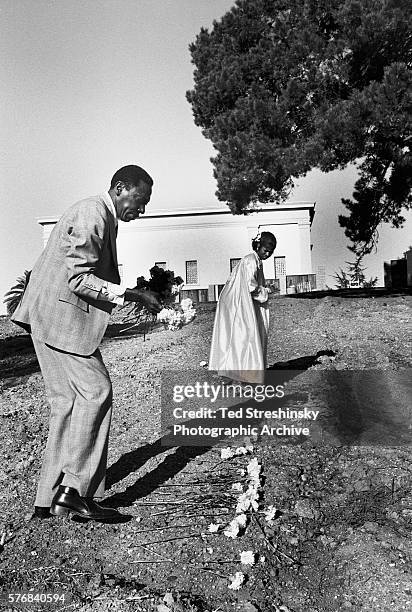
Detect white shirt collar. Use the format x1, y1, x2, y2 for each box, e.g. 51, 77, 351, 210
100, 192, 118, 228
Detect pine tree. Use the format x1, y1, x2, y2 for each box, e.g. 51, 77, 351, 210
187, 0, 412, 256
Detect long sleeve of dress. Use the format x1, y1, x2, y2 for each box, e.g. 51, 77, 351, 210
244, 255, 269, 303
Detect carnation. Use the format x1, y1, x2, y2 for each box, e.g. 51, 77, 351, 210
235, 446, 248, 455
228, 572, 245, 591
223, 513, 248, 538
235, 513, 248, 528
235, 445, 254, 455
220, 447, 235, 459
240, 550, 255, 566
264, 505, 277, 522
223, 519, 240, 539
247, 457, 261, 478
180, 298, 193, 311
231, 482, 243, 492
236, 487, 260, 513
246, 457, 262, 488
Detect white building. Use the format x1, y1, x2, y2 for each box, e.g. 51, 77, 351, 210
38, 201, 315, 298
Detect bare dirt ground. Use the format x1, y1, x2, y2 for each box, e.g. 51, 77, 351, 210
0, 292, 411, 612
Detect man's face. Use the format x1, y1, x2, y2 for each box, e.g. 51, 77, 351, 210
115, 181, 152, 222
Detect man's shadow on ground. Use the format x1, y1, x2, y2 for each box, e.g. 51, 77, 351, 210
0, 334, 39, 380
103, 350, 336, 509
0, 324, 149, 381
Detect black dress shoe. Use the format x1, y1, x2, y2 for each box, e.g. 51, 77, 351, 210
32, 506, 52, 520
50, 486, 121, 520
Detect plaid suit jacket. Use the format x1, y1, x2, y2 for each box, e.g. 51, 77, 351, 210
12, 195, 121, 355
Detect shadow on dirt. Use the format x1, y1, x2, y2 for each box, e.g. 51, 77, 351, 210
105, 348, 411, 509
0, 334, 39, 380
104, 444, 211, 509
268, 349, 336, 371
0, 321, 155, 381
105, 350, 337, 508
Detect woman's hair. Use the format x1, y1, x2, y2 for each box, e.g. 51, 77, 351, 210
252, 231, 277, 252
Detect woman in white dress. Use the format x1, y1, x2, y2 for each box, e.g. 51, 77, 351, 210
209, 232, 277, 384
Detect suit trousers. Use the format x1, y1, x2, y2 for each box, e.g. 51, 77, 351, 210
32, 336, 112, 507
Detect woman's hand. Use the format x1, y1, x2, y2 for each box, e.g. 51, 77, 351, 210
251, 285, 269, 303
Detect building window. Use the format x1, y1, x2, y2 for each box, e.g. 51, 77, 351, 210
230, 258, 241, 273
274, 256, 286, 278
118, 264, 123, 280
155, 261, 167, 270
185, 260, 198, 284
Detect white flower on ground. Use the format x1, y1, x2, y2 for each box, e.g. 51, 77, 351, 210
223, 519, 240, 539
228, 571, 245, 590
249, 478, 260, 489
223, 513, 248, 538
231, 482, 243, 492
236, 486, 260, 514
221, 447, 235, 459
236, 493, 251, 513
247, 457, 261, 479
240, 550, 256, 566
235, 445, 254, 455
238, 468, 246, 476
264, 505, 277, 522
208, 523, 220, 533
260, 555, 266, 563
235, 513, 247, 528
235, 446, 248, 455
246, 457, 262, 488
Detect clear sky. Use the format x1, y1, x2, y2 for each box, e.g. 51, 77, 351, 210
1, 0, 410, 313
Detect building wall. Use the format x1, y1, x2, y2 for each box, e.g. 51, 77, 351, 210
38, 203, 315, 292
316, 265, 326, 290
116, 206, 314, 289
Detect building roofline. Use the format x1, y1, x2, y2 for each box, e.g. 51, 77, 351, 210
37, 201, 316, 226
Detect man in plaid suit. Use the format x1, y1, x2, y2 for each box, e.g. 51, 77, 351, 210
12, 165, 162, 521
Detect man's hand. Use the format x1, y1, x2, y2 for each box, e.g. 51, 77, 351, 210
124, 288, 162, 314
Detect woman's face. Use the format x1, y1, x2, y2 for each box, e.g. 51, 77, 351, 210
257, 241, 275, 260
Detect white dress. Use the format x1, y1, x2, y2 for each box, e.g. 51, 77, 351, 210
209, 251, 269, 384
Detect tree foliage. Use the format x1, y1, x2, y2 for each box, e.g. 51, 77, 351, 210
333, 261, 378, 288
187, 0, 412, 256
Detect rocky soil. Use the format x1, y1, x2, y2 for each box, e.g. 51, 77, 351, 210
0, 292, 411, 612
